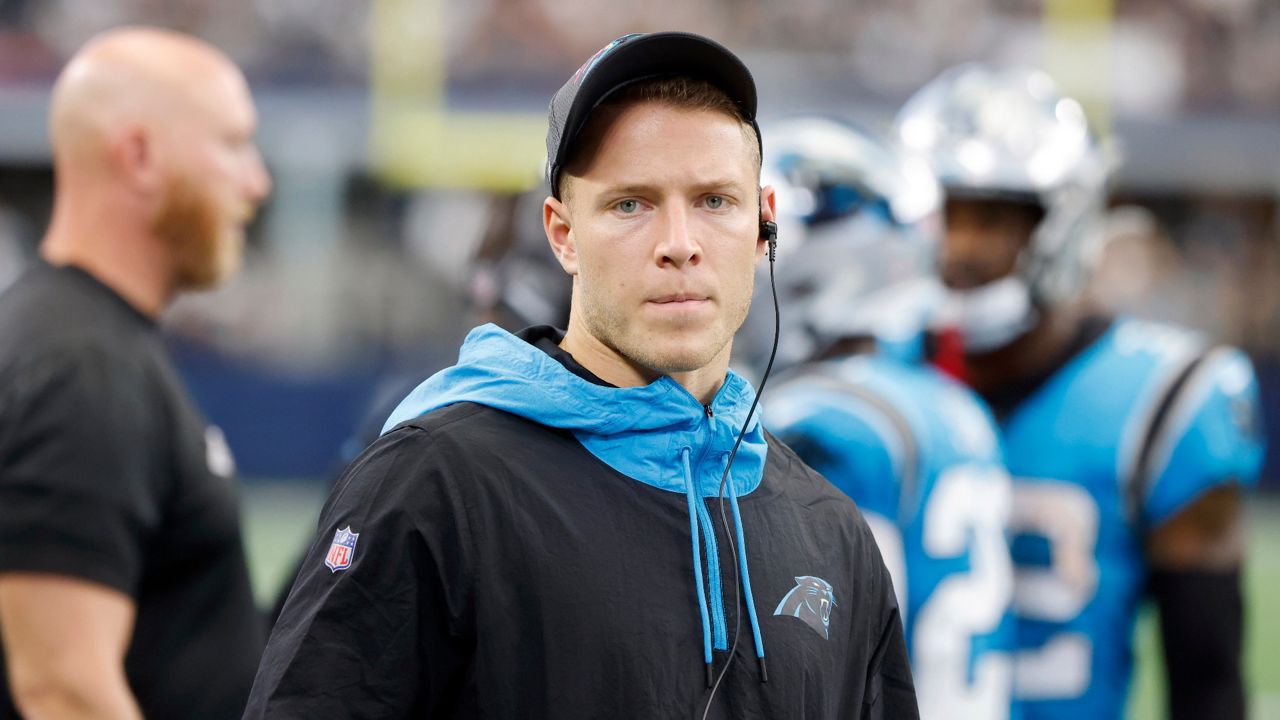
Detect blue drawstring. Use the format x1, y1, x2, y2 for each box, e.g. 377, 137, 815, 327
693, 492, 728, 651
683, 447, 769, 687
725, 473, 768, 679
681, 448, 714, 684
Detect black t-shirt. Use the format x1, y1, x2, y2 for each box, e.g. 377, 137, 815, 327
0, 263, 264, 719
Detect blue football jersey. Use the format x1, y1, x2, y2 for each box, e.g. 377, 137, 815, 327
998, 317, 1265, 719
765, 353, 1017, 720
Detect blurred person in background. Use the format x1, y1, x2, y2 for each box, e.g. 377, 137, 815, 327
467, 185, 573, 331
759, 117, 1017, 720
897, 63, 1264, 720
0, 26, 271, 720
247, 32, 916, 719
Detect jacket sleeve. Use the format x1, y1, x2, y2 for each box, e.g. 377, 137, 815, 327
861, 550, 918, 720
243, 426, 474, 719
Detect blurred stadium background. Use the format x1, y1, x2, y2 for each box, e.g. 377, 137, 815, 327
1, 0, 1278, 717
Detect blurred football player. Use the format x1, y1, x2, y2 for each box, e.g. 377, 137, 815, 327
759, 117, 1018, 720
897, 64, 1264, 720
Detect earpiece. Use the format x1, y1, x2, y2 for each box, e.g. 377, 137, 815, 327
760, 220, 778, 261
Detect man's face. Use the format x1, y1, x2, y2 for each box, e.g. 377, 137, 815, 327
155, 67, 271, 290
939, 196, 1042, 290
554, 102, 765, 375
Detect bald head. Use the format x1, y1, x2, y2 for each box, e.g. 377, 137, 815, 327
49, 27, 248, 170
43, 27, 270, 309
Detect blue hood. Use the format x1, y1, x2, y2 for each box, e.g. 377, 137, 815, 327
382, 324, 767, 497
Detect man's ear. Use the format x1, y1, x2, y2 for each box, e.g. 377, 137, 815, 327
544, 195, 579, 275
111, 124, 164, 198
757, 184, 778, 262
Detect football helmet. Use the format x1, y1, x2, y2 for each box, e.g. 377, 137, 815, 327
737, 116, 942, 373
895, 64, 1113, 350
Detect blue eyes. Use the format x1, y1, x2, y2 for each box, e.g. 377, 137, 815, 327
613, 196, 729, 213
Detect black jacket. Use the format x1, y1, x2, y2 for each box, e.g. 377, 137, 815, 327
246, 325, 916, 719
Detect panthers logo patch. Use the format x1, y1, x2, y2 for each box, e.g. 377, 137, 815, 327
773, 576, 837, 640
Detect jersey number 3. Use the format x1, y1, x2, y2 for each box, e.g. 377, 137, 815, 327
1009, 479, 1100, 700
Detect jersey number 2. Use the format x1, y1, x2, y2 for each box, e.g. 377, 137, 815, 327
871, 465, 1015, 719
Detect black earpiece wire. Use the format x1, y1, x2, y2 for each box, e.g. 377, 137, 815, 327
700, 219, 780, 719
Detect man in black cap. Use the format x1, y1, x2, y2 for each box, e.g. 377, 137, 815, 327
245, 32, 916, 719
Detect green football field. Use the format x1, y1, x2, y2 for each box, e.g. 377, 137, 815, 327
241, 483, 1280, 719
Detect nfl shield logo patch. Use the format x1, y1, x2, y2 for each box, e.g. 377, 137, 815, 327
324, 526, 359, 573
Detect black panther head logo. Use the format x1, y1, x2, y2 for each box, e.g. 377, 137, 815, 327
773, 576, 837, 640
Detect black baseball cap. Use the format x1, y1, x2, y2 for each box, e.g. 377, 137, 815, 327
545, 31, 761, 199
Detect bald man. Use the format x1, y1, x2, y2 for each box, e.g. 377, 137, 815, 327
0, 27, 270, 720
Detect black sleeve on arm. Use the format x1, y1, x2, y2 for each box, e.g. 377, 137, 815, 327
0, 348, 163, 594
861, 603, 918, 720
244, 425, 475, 720
1149, 568, 1245, 720
860, 536, 918, 720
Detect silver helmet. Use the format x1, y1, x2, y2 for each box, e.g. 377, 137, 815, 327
737, 116, 943, 374
895, 64, 1113, 345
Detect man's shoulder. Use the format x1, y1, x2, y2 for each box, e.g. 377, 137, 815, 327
352, 402, 564, 483
384, 400, 556, 445
327, 402, 577, 530
1084, 317, 1207, 371
2, 264, 85, 321
0, 321, 148, 393
762, 430, 865, 517
0, 267, 148, 372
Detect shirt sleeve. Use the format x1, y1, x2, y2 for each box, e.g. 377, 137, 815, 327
1143, 347, 1265, 528
244, 425, 474, 719
0, 346, 165, 594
